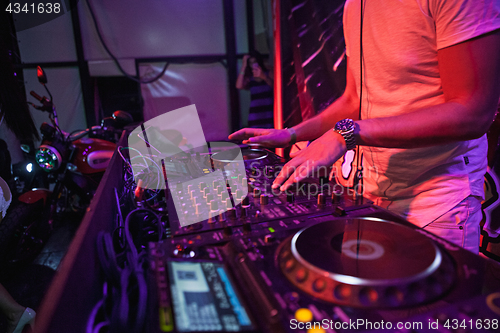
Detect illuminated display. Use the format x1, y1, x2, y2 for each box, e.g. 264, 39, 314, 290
168, 261, 254, 332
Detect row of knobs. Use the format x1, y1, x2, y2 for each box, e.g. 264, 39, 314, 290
250, 188, 343, 206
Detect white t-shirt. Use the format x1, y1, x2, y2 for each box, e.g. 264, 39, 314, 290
343, 0, 500, 227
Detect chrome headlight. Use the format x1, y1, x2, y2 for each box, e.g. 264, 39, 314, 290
36, 144, 62, 171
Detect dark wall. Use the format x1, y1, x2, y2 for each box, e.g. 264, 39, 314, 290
281, 0, 347, 128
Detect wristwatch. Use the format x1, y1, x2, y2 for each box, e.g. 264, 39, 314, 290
334, 118, 356, 150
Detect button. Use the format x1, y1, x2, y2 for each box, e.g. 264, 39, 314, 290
360, 287, 378, 305
264, 234, 275, 243
313, 278, 326, 292
334, 284, 351, 300
227, 208, 236, 219
242, 196, 250, 206
208, 210, 218, 223
317, 193, 325, 206
217, 185, 225, 194
235, 189, 243, 200
218, 211, 226, 222
332, 191, 341, 203
273, 198, 282, 204
260, 194, 269, 205
241, 206, 248, 217
295, 268, 308, 283
284, 259, 295, 272
295, 308, 313, 323
206, 193, 214, 203
335, 206, 346, 216
253, 187, 261, 197
210, 200, 219, 210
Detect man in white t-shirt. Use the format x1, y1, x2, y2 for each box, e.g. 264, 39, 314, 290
229, 0, 500, 253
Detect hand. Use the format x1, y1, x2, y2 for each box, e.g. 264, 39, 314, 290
242, 55, 250, 68
272, 130, 347, 191
228, 128, 291, 148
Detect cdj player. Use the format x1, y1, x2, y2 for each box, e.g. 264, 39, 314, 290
147, 146, 500, 333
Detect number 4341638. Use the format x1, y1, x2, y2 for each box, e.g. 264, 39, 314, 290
6, 2, 61, 14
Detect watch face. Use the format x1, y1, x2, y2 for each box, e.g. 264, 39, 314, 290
335, 119, 354, 131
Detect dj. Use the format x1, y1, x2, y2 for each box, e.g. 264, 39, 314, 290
229, 0, 500, 253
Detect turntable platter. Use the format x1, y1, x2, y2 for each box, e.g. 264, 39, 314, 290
211, 148, 268, 163
278, 218, 456, 308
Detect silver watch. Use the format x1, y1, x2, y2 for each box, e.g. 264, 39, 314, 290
334, 118, 356, 150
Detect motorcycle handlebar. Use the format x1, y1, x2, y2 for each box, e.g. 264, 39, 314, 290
69, 129, 90, 141
30, 90, 43, 102
68, 126, 110, 141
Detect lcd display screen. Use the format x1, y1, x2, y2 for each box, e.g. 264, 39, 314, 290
168, 261, 255, 332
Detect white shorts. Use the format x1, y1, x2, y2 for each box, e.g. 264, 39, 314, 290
422, 196, 482, 254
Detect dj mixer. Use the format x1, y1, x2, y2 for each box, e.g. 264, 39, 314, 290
147, 145, 500, 333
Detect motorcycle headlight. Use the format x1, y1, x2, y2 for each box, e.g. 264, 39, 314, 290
36, 145, 62, 171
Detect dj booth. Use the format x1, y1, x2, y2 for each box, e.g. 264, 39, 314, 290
35, 137, 500, 333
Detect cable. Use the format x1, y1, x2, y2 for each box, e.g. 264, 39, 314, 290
354, 0, 365, 195
90, 207, 158, 332
84, 0, 169, 84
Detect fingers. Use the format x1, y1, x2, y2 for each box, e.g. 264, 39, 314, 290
272, 156, 307, 191
281, 162, 314, 191
247, 135, 272, 144
228, 128, 264, 140
289, 148, 304, 158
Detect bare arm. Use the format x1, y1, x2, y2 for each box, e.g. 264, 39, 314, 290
236, 55, 250, 90
355, 30, 500, 148
235, 70, 249, 90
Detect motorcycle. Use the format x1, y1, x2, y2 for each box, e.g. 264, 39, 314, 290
0, 66, 132, 263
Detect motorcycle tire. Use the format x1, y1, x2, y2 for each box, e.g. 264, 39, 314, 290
0, 199, 46, 264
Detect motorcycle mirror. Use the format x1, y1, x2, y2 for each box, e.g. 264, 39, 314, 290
37, 66, 47, 84
112, 110, 134, 125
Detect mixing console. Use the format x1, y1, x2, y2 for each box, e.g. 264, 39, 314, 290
145, 145, 500, 333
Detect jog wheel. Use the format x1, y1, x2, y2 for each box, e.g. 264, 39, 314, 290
278, 218, 456, 308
